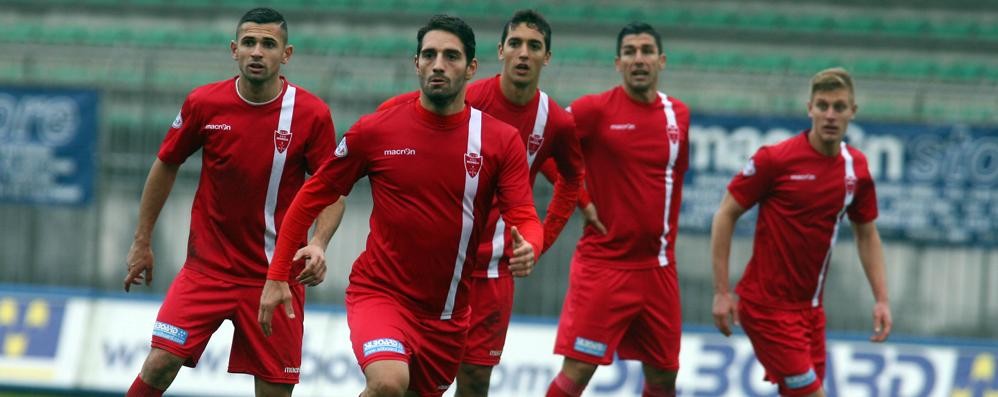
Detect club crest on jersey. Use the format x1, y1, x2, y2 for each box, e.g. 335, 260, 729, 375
528, 134, 544, 155
274, 129, 292, 153
667, 124, 680, 144
846, 175, 857, 195
334, 137, 348, 157
465, 152, 482, 178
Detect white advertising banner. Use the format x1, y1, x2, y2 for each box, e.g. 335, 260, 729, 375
1, 288, 995, 396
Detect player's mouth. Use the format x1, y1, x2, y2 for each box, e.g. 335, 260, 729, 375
631, 70, 650, 79
428, 76, 449, 88
821, 125, 841, 134
247, 63, 266, 73
513, 63, 530, 75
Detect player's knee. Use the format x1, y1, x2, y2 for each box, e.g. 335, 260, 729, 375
365, 376, 408, 397
561, 358, 598, 384
254, 378, 293, 397
140, 349, 184, 386
641, 364, 677, 388
457, 364, 493, 396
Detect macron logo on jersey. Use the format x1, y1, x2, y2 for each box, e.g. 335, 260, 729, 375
609, 123, 636, 131
362, 338, 405, 357
742, 159, 756, 176
171, 112, 183, 129
790, 174, 816, 181
335, 137, 348, 157
384, 148, 416, 156
204, 123, 232, 131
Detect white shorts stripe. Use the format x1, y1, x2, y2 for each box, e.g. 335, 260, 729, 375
812, 142, 856, 307
487, 216, 505, 278
442, 108, 482, 320
657, 92, 680, 267
264, 85, 297, 263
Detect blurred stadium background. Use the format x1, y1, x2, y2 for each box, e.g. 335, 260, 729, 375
1, 0, 996, 395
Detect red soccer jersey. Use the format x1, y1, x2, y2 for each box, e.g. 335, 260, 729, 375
269, 99, 542, 319
379, 75, 584, 278
728, 131, 878, 310
569, 86, 690, 269
157, 77, 336, 286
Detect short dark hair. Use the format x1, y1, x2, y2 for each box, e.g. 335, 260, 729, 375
238, 7, 288, 43
616, 21, 661, 56
500, 9, 552, 52
417, 14, 476, 61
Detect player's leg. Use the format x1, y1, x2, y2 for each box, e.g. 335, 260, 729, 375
231, 282, 306, 396
129, 268, 230, 396
737, 299, 824, 397
408, 309, 471, 397
362, 359, 411, 397
456, 276, 514, 397
347, 288, 420, 397
456, 363, 493, 397
548, 258, 640, 397
254, 378, 294, 397
617, 266, 681, 397
128, 348, 184, 395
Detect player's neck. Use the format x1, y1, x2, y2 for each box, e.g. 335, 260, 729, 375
622, 85, 658, 104
419, 91, 467, 116
499, 74, 538, 106
807, 130, 842, 157
236, 76, 283, 104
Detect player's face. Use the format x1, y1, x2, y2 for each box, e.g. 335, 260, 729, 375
498, 23, 550, 87
416, 30, 477, 106
231, 22, 291, 85
808, 88, 856, 145
615, 33, 665, 94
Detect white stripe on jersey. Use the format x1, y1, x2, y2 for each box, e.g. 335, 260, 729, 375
811, 142, 856, 307
264, 85, 296, 263
485, 92, 550, 278
657, 92, 681, 267
526, 91, 549, 167
487, 216, 505, 278
442, 108, 482, 320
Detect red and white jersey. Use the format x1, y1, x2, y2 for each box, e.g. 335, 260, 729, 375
269, 100, 542, 320
158, 77, 336, 286
729, 131, 878, 309
569, 86, 690, 269
378, 75, 584, 279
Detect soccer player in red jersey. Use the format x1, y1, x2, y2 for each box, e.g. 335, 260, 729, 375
378, 10, 584, 396
258, 15, 542, 397
711, 67, 892, 397
546, 22, 690, 397
122, 8, 344, 397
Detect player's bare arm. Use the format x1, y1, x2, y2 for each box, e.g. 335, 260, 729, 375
710, 191, 748, 336
258, 279, 294, 337
852, 220, 892, 342
124, 159, 180, 292
296, 197, 345, 286
580, 202, 607, 235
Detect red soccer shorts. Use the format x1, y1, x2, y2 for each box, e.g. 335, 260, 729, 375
738, 298, 826, 396
346, 287, 470, 397
462, 276, 515, 366
553, 256, 681, 370
151, 267, 305, 384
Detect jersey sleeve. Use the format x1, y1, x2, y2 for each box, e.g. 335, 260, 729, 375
316, 118, 373, 196
305, 106, 337, 175
567, 96, 598, 140
376, 91, 420, 112
541, 113, 585, 253
847, 152, 879, 223
157, 93, 204, 164
494, 125, 543, 254
727, 145, 777, 209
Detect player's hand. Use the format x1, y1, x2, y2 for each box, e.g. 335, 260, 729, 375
124, 240, 154, 292
581, 203, 607, 235
508, 226, 536, 277
258, 280, 294, 337
712, 292, 739, 337
295, 244, 327, 287
870, 301, 892, 342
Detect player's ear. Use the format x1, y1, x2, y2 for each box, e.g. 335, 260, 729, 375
466, 58, 478, 80
231, 40, 238, 60
282, 44, 293, 64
